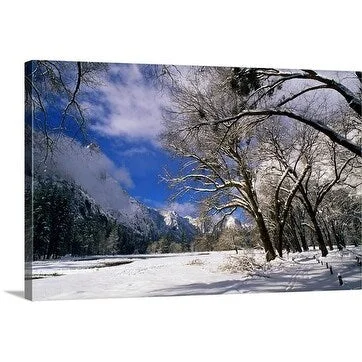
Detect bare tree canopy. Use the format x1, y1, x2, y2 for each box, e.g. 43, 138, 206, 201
159, 65, 362, 260
158, 66, 361, 156
25, 60, 108, 156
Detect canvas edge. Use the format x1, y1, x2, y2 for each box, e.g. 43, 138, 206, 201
24, 61, 35, 300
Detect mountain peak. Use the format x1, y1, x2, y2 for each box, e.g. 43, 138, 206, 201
160, 210, 180, 228
223, 215, 241, 230
86, 142, 101, 153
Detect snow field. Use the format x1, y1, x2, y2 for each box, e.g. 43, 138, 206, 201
31, 247, 361, 300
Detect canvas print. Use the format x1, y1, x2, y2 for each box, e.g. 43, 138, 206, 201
25, 61, 361, 300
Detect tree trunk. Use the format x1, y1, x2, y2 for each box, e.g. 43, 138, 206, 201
301, 196, 328, 257
322, 228, 333, 251
291, 236, 302, 253
331, 222, 344, 250
300, 231, 309, 251
275, 222, 284, 257
256, 212, 276, 261
310, 214, 328, 257
290, 211, 308, 251
321, 217, 333, 251
240, 165, 276, 261
310, 235, 316, 250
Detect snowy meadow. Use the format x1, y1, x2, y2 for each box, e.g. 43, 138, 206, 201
30, 247, 361, 300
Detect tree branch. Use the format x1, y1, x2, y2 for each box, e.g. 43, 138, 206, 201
211, 109, 361, 156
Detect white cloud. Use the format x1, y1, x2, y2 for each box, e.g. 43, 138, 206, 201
87, 64, 167, 143
168, 201, 197, 217
113, 167, 134, 189
35, 135, 135, 191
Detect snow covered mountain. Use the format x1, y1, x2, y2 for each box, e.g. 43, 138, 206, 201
185, 214, 244, 234
184, 215, 202, 230
160, 210, 199, 239
31, 132, 198, 249
220, 215, 243, 230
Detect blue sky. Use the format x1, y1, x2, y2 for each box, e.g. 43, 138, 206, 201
26, 61, 201, 217
29, 61, 248, 219
91, 133, 186, 210
77, 62, 198, 216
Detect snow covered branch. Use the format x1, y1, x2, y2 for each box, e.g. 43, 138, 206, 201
211, 109, 361, 157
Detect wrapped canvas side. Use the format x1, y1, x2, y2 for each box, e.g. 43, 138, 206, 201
25, 61, 35, 300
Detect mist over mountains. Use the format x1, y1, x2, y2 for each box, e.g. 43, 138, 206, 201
28, 132, 202, 258
26, 129, 247, 260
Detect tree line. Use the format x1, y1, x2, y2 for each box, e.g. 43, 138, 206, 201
28, 177, 199, 260
29, 178, 155, 260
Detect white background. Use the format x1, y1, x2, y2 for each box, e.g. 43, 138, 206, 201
0, 1, 361, 361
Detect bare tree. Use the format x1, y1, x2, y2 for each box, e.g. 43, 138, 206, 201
25, 60, 107, 158
162, 124, 277, 261
159, 65, 361, 259
211, 68, 362, 156
255, 121, 313, 256
318, 182, 361, 249
160, 68, 279, 260
265, 122, 358, 256
155, 66, 361, 156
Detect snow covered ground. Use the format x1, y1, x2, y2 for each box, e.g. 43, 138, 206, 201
30, 247, 361, 301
